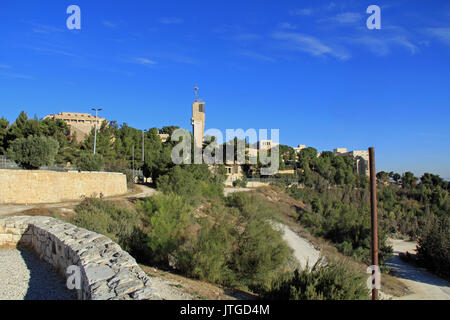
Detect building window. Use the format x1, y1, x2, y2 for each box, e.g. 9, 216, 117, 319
199, 103, 205, 113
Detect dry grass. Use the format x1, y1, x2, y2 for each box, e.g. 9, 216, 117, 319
139, 264, 257, 300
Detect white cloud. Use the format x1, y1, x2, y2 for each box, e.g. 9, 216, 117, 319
391, 36, 419, 54
25, 22, 64, 34
348, 35, 419, 56
0, 71, 34, 80
271, 32, 349, 60
239, 51, 276, 62
24, 45, 78, 57
232, 33, 262, 42
350, 36, 391, 56
425, 27, 450, 46
278, 22, 297, 30
290, 2, 336, 16
102, 20, 117, 28
133, 58, 157, 65
333, 12, 363, 24
290, 8, 314, 16
159, 17, 183, 25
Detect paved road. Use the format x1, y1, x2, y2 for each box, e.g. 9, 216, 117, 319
387, 239, 450, 300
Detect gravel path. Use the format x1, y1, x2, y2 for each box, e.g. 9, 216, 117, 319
0, 249, 76, 300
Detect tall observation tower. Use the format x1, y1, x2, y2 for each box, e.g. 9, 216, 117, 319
191, 86, 205, 148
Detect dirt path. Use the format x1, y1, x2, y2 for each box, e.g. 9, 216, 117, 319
273, 223, 320, 270
387, 239, 450, 300
0, 184, 158, 217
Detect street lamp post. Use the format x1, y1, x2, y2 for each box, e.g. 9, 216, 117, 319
142, 129, 146, 165
91, 108, 103, 154
132, 144, 135, 183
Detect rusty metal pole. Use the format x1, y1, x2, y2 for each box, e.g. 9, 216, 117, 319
369, 147, 379, 300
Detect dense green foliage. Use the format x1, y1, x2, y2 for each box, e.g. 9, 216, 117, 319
294, 148, 368, 188
260, 260, 368, 300
71, 190, 292, 292
136, 179, 292, 290
72, 198, 141, 253
286, 185, 393, 265
76, 153, 105, 171
2, 112, 79, 164
416, 215, 450, 280
7, 135, 59, 169
275, 147, 449, 274
232, 176, 248, 187
3, 110, 448, 292
136, 194, 192, 265
156, 164, 224, 206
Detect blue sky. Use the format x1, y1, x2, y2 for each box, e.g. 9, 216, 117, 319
0, 0, 449, 178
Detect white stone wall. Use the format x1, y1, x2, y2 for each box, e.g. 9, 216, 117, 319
0, 170, 127, 204
0, 216, 159, 300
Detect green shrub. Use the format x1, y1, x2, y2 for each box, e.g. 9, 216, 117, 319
260, 260, 368, 300
416, 215, 450, 280
177, 218, 236, 285
137, 194, 192, 265
7, 135, 59, 169
287, 186, 393, 264
233, 177, 248, 188
76, 153, 105, 171
72, 198, 140, 252
233, 216, 292, 290
156, 164, 223, 205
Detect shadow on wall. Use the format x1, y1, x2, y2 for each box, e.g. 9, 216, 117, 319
20, 248, 76, 300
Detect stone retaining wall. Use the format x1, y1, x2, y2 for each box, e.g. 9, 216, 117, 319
0, 216, 159, 300
0, 169, 127, 204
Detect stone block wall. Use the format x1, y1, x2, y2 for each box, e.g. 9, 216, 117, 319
0, 169, 127, 204
0, 216, 159, 300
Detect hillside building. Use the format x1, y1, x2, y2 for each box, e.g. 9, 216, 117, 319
334, 148, 369, 176
191, 87, 205, 149
43, 112, 108, 143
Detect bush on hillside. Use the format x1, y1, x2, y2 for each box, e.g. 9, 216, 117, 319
7, 135, 59, 169
177, 217, 236, 285
260, 259, 368, 300
233, 216, 292, 290
232, 176, 248, 188
416, 215, 450, 280
156, 164, 223, 205
76, 153, 105, 171
136, 194, 192, 265
72, 197, 140, 252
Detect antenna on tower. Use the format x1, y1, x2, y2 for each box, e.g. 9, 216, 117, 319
194, 86, 199, 102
